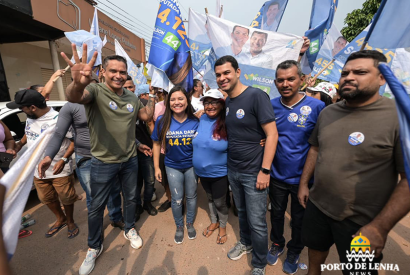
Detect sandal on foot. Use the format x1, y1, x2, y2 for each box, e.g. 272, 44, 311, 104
216, 234, 227, 245
19, 230, 32, 239
45, 223, 67, 238
202, 224, 219, 238
68, 224, 80, 239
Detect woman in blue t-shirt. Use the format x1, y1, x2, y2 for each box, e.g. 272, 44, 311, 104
151, 86, 199, 245
192, 89, 229, 245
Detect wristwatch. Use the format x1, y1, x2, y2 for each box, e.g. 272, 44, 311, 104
149, 94, 157, 98
61, 157, 69, 164
261, 167, 270, 175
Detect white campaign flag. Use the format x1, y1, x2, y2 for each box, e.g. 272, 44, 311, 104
206, 14, 303, 98
115, 39, 135, 72
115, 39, 147, 87
90, 7, 107, 46
146, 63, 174, 92
1, 127, 55, 259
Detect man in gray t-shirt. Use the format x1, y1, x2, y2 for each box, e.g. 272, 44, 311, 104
298, 50, 410, 275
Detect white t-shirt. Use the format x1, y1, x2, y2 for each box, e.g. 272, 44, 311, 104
25, 108, 74, 179
191, 95, 204, 113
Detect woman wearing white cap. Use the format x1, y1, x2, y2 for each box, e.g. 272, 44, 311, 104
192, 89, 229, 244
306, 82, 337, 106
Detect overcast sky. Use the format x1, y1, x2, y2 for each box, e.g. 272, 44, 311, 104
96, 0, 366, 56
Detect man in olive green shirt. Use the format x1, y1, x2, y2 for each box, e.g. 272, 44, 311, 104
62, 44, 155, 275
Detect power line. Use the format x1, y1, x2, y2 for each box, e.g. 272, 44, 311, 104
95, 1, 155, 37
98, 0, 156, 31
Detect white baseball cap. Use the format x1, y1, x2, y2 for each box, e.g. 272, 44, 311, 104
308, 82, 337, 98
200, 89, 224, 101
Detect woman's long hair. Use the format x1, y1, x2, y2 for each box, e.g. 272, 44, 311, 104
188, 79, 202, 100
158, 86, 198, 151
211, 99, 227, 140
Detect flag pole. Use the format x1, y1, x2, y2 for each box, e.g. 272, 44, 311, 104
301, 59, 335, 90
52, 65, 71, 83
193, 67, 204, 78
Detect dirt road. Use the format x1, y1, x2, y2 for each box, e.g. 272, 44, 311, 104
10, 181, 410, 275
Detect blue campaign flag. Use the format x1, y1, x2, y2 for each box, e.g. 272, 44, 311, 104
365, 0, 410, 49
250, 0, 289, 32
304, 0, 338, 69
378, 63, 410, 186
148, 0, 193, 93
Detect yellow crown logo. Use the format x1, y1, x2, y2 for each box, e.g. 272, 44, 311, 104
350, 233, 371, 252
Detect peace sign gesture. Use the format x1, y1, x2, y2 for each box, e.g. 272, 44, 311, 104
61, 43, 98, 87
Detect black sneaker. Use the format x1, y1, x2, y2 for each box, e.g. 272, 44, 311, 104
158, 200, 171, 212
186, 223, 197, 240
143, 202, 158, 216
174, 226, 184, 244
111, 219, 125, 230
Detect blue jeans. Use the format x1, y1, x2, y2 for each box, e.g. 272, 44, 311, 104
136, 152, 155, 204
165, 166, 197, 227
228, 169, 268, 269
75, 155, 122, 222
88, 155, 139, 249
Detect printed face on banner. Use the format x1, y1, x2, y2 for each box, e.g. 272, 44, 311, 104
208, 14, 303, 98
250, 0, 289, 32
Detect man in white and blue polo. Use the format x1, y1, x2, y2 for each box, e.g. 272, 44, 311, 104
268, 60, 325, 274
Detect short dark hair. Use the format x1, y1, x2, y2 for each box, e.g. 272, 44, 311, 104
126, 75, 132, 81
336, 36, 347, 43
232, 25, 250, 35
268, 1, 280, 9
103, 55, 128, 70
345, 50, 387, 68
29, 85, 44, 91
251, 31, 268, 41
275, 60, 302, 78
214, 55, 239, 71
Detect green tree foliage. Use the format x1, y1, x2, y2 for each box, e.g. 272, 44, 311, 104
341, 0, 381, 42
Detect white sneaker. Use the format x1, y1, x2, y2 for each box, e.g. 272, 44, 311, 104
79, 245, 103, 275
124, 228, 143, 249
151, 192, 157, 202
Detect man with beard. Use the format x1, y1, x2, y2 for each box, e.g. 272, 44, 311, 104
61, 45, 156, 275
215, 55, 278, 275
246, 31, 273, 68
215, 25, 250, 63
298, 50, 410, 275
7, 89, 78, 239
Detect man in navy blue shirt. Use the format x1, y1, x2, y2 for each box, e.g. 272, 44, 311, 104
268, 60, 325, 274
215, 55, 278, 275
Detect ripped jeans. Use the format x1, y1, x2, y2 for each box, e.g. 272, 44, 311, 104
165, 166, 197, 227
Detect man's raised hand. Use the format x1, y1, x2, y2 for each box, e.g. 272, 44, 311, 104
60, 43, 98, 87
